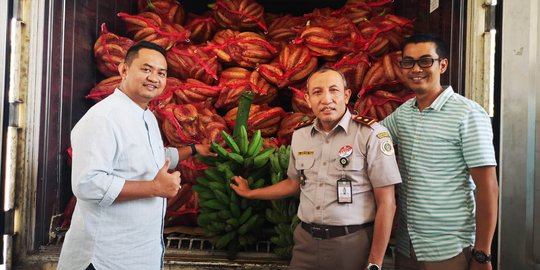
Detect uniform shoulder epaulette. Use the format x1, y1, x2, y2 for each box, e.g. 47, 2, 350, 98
352, 115, 376, 126
294, 118, 315, 130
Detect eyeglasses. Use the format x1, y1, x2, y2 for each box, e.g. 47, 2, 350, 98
400, 57, 442, 69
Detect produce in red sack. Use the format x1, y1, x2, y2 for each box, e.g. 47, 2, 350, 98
93, 23, 135, 77
213, 0, 267, 31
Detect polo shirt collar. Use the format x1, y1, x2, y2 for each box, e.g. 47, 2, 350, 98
409, 86, 454, 111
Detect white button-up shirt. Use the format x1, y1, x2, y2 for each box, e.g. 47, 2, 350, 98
58, 89, 177, 270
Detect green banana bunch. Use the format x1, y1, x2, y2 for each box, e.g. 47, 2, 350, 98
195, 127, 276, 259
265, 146, 300, 259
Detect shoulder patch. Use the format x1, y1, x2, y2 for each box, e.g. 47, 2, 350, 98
294, 118, 315, 130
352, 115, 376, 126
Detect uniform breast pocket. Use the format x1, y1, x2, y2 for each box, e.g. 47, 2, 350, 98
295, 156, 316, 181
334, 154, 366, 181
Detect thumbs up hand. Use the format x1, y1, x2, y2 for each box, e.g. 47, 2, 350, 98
152, 159, 182, 198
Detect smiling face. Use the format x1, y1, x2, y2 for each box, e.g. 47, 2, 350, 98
118, 48, 167, 109
401, 41, 448, 95
305, 69, 351, 132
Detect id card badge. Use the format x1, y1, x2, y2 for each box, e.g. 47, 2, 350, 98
337, 178, 352, 204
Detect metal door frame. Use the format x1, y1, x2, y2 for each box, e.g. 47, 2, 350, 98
499, 0, 540, 269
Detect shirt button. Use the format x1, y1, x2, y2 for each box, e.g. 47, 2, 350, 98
301, 163, 304, 166
316, 206, 320, 210
319, 183, 323, 187
325, 140, 330, 144
322, 162, 326, 166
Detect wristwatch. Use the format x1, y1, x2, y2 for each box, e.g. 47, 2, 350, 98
366, 263, 380, 270
472, 249, 492, 264
188, 143, 197, 156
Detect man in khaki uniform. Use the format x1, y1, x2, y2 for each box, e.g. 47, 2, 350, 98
231, 67, 402, 270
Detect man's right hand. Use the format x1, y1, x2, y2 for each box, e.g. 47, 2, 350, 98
152, 159, 181, 198
230, 176, 253, 199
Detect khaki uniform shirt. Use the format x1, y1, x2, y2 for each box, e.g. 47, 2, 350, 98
287, 110, 402, 226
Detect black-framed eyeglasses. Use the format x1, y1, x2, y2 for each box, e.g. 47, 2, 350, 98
400, 57, 442, 69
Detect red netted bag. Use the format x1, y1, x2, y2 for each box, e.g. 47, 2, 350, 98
183, 12, 217, 44
205, 29, 277, 69
167, 44, 220, 85
93, 23, 134, 77
165, 183, 199, 226
86, 76, 122, 103
328, 52, 371, 96
215, 67, 277, 110
224, 104, 286, 136
137, 0, 185, 25
362, 51, 405, 88
354, 81, 415, 121
118, 12, 190, 50
212, 0, 267, 32
257, 44, 317, 88
289, 84, 315, 117
277, 112, 315, 145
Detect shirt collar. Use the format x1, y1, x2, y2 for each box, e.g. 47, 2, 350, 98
409, 85, 454, 111
311, 109, 352, 136
113, 88, 148, 114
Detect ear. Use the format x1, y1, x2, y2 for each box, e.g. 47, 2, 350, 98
118, 62, 128, 79
344, 88, 352, 104
439, 58, 449, 74
304, 93, 311, 108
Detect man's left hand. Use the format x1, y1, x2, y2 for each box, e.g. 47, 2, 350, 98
196, 144, 218, 157
469, 260, 492, 270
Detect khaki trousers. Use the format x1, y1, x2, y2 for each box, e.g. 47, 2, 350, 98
288, 224, 373, 270
395, 245, 472, 270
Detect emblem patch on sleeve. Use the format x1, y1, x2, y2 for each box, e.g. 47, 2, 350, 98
380, 140, 395, 156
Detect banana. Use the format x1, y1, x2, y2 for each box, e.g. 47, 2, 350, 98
197, 214, 212, 227
253, 148, 275, 168
195, 176, 212, 187
279, 146, 290, 170
213, 189, 230, 204
245, 129, 263, 157
211, 141, 229, 159
219, 209, 233, 220
237, 125, 249, 155
222, 130, 241, 154
238, 214, 261, 235
203, 199, 227, 211
208, 182, 226, 193
239, 206, 253, 225
227, 152, 244, 164
204, 169, 224, 183
251, 178, 266, 189
230, 202, 242, 218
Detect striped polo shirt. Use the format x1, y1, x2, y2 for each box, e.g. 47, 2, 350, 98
380, 86, 497, 261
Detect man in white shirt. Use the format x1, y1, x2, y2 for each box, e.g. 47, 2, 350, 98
58, 41, 215, 270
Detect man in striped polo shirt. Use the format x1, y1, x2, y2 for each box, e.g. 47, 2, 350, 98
381, 33, 499, 270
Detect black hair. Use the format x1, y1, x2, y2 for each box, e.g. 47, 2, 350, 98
306, 66, 348, 91
124, 41, 167, 65
402, 33, 448, 59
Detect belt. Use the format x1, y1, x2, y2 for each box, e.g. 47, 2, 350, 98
301, 221, 374, 240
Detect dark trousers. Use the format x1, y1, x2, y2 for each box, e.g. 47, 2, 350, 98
86, 264, 95, 270
288, 224, 373, 270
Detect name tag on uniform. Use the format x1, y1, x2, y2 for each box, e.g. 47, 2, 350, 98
337, 178, 352, 204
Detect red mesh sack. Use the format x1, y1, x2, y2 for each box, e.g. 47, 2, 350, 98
213, 0, 267, 32
167, 44, 220, 85
93, 23, 134, 77
257, 44, 317, 88
205, 29, 277, 69
183, 12, 217, 44
277, 112, 315, 145
137, 0, 185, 25
118, 12, 190, 50
354, 81, 415, 121
86, 76, 122, 103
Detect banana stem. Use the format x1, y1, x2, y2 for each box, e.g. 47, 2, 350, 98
233, 91, 253, 139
